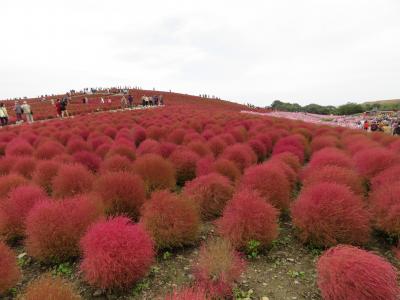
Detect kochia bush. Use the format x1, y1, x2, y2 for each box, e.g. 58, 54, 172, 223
80, 217, 155, 289
25, 196, 103, 263
94, 171, 145, 219
291, 183, 370, 247
52, 164, 94, 198
0, 241, 21, 295
183, 173, 234, 220
317, 245, 399, 300
140, 191, 200, 249
169, 149, 200, 186
354, 147, 399, 178
0, 174, 28, 200
221, 144, 256, 172
216, 190, 278, 250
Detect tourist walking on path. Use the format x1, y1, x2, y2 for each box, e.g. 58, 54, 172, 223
55, 99, 62, 117
61, 97, 69, 118
128, 95, 134, 108
21, 101, 34, 123
121, 96, 128, 109
0, 103, 8, 126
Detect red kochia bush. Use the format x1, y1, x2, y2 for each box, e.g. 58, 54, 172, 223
207, 136, 227, 156
0, 241, 21, 294
32, 160, 61, 194
302, 165, 365, 195
0, 156, 17, 175
11, 157, 37, 179
369, 184, 400, 237
52, 164, 94, 198
291, 183, 370, 247
26, 196, 103, 262
310, 135, 340, 153
164, 287, 209, 300
317, 245, 399, 300
94, 172, 145, 219
239, 163, 291, 211
370, 164, 400, 191
80, 217, 155, 289
183, 173, 234, 220
34, 141, 65, 159
221, 144, 256, 172
169, 149, 200, 185
217, 190, 278, 250
140, 191, 200, 249
0, 185, 48, 240
307, 147, 353, 170
248, 139, 267, 162
73, 151, 101, 172
354, 147, 400, 178
0, 174, 28, 199
134, 154, 176, 193
137, 139, 162, 156
213, 158, 241, 183
22, 275, 82, 300
100, 154, 134, 173
5, 139, 34, 156
193, 239, 246, 298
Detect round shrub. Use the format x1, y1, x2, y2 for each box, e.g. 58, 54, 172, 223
0, 241, 21, 295
26, 196, 103, 262
271, 151, 301, 172
370, 164, 400, 191
32, 160, 61, 194
11, 157, 37, 179
239, 163, 291, 211
107, 144, 136, 161
52, 164, 94, 198
22, 275, 82, 300
248, 139, 267, 162
140, 191, 200, 249
134, 154, 176, 193
187, 141, 212, 157
94, 172, 145, 219
213, 158, 241, 183
100, 154, 134, 173
193, 239, 246, 298
80, 217, 155, 289
291, 183, 370, 247
137, 139, 162, 156
303, 165, 365, 195
317, 245, 399, 300
310, 135, 340, 153
369, 184, 400, 238
0, 174, 28, 200
164, 287, 209, 300
307, 147, 353, 170
160, 142, 177, 158
0, 185, 48, 240
354, 147, 399, 178
183, 173, 234, 220
34, 141, 65, 159
216, 190, 278, 250
66, 138, 91, 154
221, 144, 256, 172
73, 151, 101, 172
0, 156, 17, 176
5, 139, 34, 156
207, 136, 227, 156
169, 149, 200, 185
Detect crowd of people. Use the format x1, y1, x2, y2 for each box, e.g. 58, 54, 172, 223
361, 119, 400, 135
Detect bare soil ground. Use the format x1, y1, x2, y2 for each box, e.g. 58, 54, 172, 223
6, 218, 399, 300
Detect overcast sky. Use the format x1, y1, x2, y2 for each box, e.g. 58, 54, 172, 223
1, 0, 399, 106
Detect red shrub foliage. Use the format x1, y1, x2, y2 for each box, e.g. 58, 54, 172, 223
270, 151, 301, 172
66, 138, 91, 154
167, 128, 186, 144
134, 154, 176, 193
80, 217, 155, 289
370, 164, 400, 191
239, 163, 291, 210
291, 183, 370, 247
34, 141, 65, 159
0, 185, 48, 240
100, 154, 134, 173
183, 173, 234, 220
5, 139, 34, 156
52, 164, 94, 198
207, 136, 227, 157
133, 126, 146, 146
187, 141, 212, 157
25, 196, 103, 262
94, 172, 145, 218
310, 135, 340, 153
272, 135, 306, 163
137, 139, 162, 156
107, 144, 136, 161
0, 241, 21, 294
221, 144, 256, 172
169, 149, 200, 185
72, 151, 101, 172
193, 239, 246, 298
0, 174, 28, 200
0, 156, 17, 176
11, 157, 37, 179
248, 139, 267, 162
389, 139, 400, 153
160, 142, 177, 158
302, 165, 365, 195
140, 191, 200, 249
216, 190, 278, 250
213, 158, 241, 182
354, 147, 400, 178
32, 160, 61, 194
369, 184, 400, 237
163, 287, 209, 300
22, 275, 82, 300
317, 245, 399, 300
307, 147, 353, 170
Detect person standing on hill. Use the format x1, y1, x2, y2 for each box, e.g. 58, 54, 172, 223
363, 120, 369, 131
14, 101, 23, 124
128, 95, 134, 108
0, 103, 9, 126
60, 97, 69, 118
393, 122, 400, 136
55, 99, 62, 117
21, 101, 34, 123
121, 96, 128, 109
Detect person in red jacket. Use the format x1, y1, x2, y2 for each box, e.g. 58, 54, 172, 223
55, 99, 62, 117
